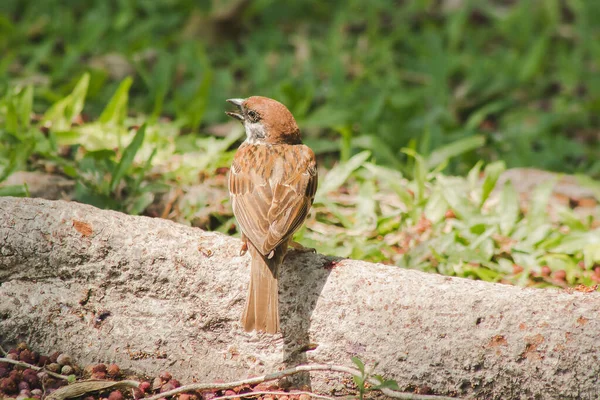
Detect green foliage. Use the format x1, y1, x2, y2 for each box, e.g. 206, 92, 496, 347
1, 0, 599, 175
351, 357, 367, 400
0, 183, 29, 197
351, 356, 400, 399
299, 154, 600, 288
0, 73, 236, 214
0, 85, 44, 182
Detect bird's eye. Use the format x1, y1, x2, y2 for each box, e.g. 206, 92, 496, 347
247, 110, 260, 123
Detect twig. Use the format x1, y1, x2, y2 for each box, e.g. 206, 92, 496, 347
0, 356, 454, 399
213, 390, 335, 400
0, 345, 7, 356
144, 364, 457, 400
0, 357, 70, 380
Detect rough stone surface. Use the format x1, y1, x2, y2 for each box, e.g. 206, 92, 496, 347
1, 197, 599, 399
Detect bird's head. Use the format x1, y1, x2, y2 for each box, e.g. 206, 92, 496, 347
226, 96, 301, 145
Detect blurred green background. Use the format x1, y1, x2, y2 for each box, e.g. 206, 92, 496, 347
1, 0, 599, 288
1, 0, 598, 174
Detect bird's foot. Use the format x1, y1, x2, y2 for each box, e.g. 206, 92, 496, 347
239, 241, 248, 256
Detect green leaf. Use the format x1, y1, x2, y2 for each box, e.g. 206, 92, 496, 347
17, 85, 33, 129
424, 188, 448, 224
62, 165, 78, 178
550, 231, 600, 254
353, 135, 402, 169
401, 148, 427, 203
372, 379, 400, 391
363, 163, 413, 206
186, 69, 213, 131
315, 151, 370, 203
528, 178, 557, 228
303, 138, 340, 155
128, 192, 154, 215
303, 105, 350, 129
463, 265, 499, 282
480, 161, 505, 207
498, 180, 519, 235
351, 356, 365, 374
427, 135, 485, 170
69, 73, 90, 121
149, 54, 175, 120
42, 73, 89, 131
0, 184, 29, 197
465, 101, 509, 131
0, 139, 35, 182
467, 160, 483, 189
476, 237, 495, 262
4, 98, 18, 133
556, 207, 587, 231
53, 130, 81, 145
110, 124, 146, 192
355, 180, 377, 230
353, 375, 365, 398
544, 254, 574, 279
523, 224, 552, 247
74, 181, 119, 210
99, 76, 133, 125
583, 244, 600, 269
131, 147, 157, 195
438, 176, 471, 219
520, 34, 549, 82
337, 125, 353, 163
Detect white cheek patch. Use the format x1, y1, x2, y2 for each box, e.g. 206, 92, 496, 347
243, 121, 267, 144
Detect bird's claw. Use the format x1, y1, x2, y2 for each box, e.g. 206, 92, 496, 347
239, 241, 248, 256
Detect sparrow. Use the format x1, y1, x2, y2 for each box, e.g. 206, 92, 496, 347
226, 96, 318, 334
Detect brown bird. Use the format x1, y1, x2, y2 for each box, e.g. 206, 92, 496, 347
226, 96, 318, 333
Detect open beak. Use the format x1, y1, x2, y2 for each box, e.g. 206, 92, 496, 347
226, 98, 245, 121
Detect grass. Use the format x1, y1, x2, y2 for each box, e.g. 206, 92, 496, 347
1, 0, 599, 175
1, 1, 599, 289
300, 151, 600, 288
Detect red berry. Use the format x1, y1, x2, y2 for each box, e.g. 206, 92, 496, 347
0, 377, 17, 394
108, 390, 124, 400
160, 382, 176, 393
107, 364, 120, 378
554, 270, 567, 281
18, 349, 36, 364
48, 352, 60, 364
9, 370, 21, 382
159, 371, 172, 382
139, 381, 151, 393
92, 363, 107, 373
91, 372, 107, 380
23, 372, 40, 389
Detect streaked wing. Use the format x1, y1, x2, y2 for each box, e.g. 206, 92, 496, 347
229, 143, 317, 256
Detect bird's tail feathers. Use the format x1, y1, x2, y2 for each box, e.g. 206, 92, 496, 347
241, 243, 285, 333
